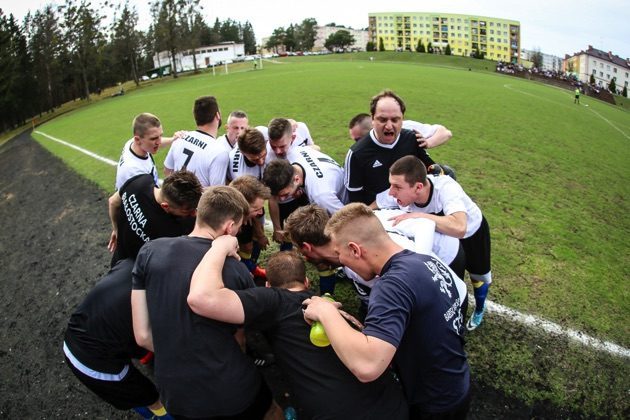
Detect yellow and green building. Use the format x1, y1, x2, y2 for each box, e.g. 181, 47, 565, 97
368, 12, 521, 63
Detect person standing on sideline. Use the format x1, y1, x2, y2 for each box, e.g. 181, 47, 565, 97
574, 87, 581, 104
376, 155, 492, 330
164, 96, 229, 188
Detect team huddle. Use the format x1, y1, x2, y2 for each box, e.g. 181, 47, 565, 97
63, 90, 492, 420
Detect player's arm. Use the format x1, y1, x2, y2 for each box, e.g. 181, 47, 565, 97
131, 290, 154, 352
187, 236, 246, 324
391, 211, 467, 238
421, 125, 452, 149
251, 217, 269, 250
107, 191, 121, 253
268, 197, 285, 243
159, 130, 185, 149
303, 296, 396, 382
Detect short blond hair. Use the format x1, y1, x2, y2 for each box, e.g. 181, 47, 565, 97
325, 203, 387, 245
132, 113, 161, 137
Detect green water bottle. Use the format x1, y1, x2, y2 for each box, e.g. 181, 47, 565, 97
309, 294, 335, 347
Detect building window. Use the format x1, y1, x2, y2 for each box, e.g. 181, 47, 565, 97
607, 74, 610, 79
600, 71, 603, 77
613, 68, 617, 73
592, 69, 596, 74
600, 63, 603, 68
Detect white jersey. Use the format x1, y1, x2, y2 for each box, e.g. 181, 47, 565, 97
344, 211, 466, 305
115, 138, 158, 190
402, 119, 439, 139
376, 175, 483, 238
164, 130, 229, 188
293, 122, 314, 147
292, 147, 347, 215
216, 134, 238, 153
373, 208, 459, 265
227, 147, 265, 181
256, 125, 309, 161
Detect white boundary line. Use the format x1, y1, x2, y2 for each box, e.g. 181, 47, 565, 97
504, 84, 630, 140
34, 130, 630, 359
35, 131, 118, 166
484, 298, 630, 359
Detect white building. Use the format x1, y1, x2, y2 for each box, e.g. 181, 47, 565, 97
521, 49, 562, 72
563, 46, 630, 91
314, 25, 369, 51
153, 42, 245, 72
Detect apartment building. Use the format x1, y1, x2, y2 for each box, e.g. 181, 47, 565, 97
368, 12, 520, 63
314, 25, 369, 51
563, 46, 630, 91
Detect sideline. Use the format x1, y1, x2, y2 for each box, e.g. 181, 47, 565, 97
34, 129, 630, 359
35, 131, 118, 166
504, 84, 630, 140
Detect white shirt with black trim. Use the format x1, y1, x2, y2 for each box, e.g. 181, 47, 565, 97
164, 130, 229, 187
292, 147, 347, 215
376, 175, 483, 238
227, 147, 265, 181
115, 138, 158, 191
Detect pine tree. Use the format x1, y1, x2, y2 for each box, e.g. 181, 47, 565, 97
378, 37, 385, 52
445, 43, 452, 55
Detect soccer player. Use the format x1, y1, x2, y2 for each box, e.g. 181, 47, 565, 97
229, 175, 270, 281
347, 112, 452, 148
376, 155, 492, 331
131, 186, 279, 418
345, 90, 448, 205
114, 113, 173, 191
226, 127, 268, 182
262, 147, 347, 215
256, 118, 319, 150
163, 95, 229, 188
302, 203, 471, 419
107, 170, 202, 264
284, 204, 466, 317
217, 110, 248, 151
63, 259, 173, 419
187, 241, 409, 420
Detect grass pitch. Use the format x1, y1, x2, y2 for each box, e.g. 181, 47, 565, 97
32, 53, 630, 416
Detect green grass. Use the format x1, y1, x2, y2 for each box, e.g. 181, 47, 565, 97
30, 55, 630, 416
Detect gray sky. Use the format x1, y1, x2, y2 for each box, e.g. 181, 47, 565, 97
2, 0, 629, 59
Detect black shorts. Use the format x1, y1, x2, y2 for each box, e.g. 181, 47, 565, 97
460, 216, 491, 277
64, 355, 158, 410
278, 194, 310, 227
448, 242, 466, 280
237, 223, 254, 244
173, 380, 272, 420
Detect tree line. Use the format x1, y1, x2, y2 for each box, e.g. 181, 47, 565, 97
0, 0, 256, 133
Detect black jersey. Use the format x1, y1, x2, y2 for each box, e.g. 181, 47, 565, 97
237, 287, 409, 420
65, 259, 145, 373
132, 236, 259, 418
113, 174, 193, 264
344, 128, 434, 205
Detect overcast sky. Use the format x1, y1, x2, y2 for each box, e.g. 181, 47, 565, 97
3, 0, 629, 59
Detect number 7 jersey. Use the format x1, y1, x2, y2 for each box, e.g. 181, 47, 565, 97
164, 130, 229, 187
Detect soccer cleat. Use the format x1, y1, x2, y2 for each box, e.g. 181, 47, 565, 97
466, 306, 485, 331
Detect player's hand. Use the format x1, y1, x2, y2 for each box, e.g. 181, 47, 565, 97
302, 296, 342, 324
256, 235, 270, 250
414, 129, 428, 148
272, 229, 286, 243
389, 212, 424, 226
212, 235, 241, 260
107, 230, 117, 253
339, 310, 364, 331
172, 130, 186, 140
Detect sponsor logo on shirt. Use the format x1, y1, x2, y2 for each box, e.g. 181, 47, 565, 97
372, 160, 383, 168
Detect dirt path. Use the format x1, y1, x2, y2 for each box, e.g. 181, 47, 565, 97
0, 132, 538, 418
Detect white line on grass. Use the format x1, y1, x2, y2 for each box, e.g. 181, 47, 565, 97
35, 130, 630, 359
483, 298, 630, 359
504, 84, 630, 139
35, 131, 118, 166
